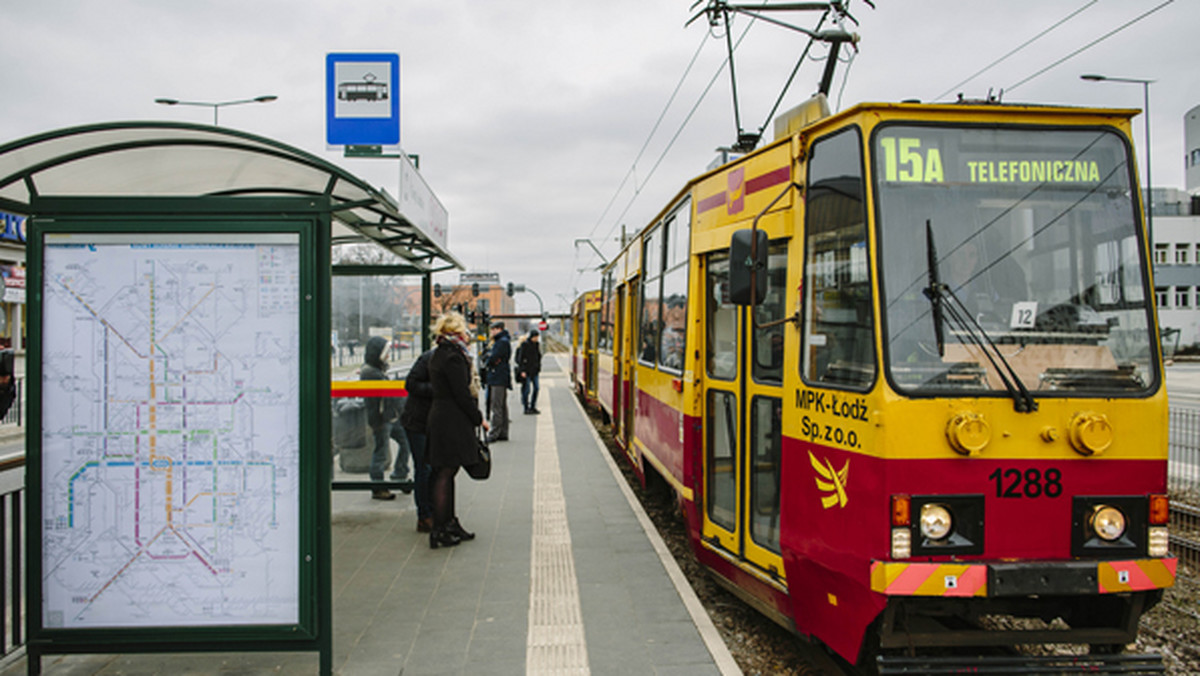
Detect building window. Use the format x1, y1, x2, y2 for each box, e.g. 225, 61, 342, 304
1155, 243, 1169, 264
1177, 244, 1192, 265
1157, 287, 1169, 308
1176, 286, 1191, 308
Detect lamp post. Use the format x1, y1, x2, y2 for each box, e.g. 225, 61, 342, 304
1081, 74, 1155, 244
154, 95, 278, 126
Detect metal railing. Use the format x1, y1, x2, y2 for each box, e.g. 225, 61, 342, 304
0, 455, 23, 660
1169, 407, 1200, 570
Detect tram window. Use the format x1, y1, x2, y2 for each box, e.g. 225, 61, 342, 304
707, 253, 738, 380
706, 390, 737, 532
599, 272, 614, 354
640, 225, 664, 365
753, 242, 788, 383
749, 396, 782, 553
802, 127, 875, 389
659, 269, 687, 372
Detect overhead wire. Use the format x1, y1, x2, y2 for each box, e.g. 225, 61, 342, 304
585, 30, 709, 242
931, 0, 1098, 102
1006, 0, 1175, 93
595, 16, 757, 253
572, 12, 759, 294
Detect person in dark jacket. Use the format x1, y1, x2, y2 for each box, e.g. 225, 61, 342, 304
484, 321, 512, 442
0, 350, 15, 420
516, 330, 543, 414
362, 336, 402, 500
426, 312, 488, 548
399, 348, 435, 532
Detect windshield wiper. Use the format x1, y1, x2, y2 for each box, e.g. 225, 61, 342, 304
922, 221, 946, 357
923, 221, 1037, 413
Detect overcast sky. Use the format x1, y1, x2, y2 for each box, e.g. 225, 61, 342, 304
3, 0, 1197, 313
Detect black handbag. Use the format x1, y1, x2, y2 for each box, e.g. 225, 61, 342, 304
464, 429, 492, 480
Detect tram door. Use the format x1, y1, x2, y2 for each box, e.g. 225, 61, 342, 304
612, 283, 627, 444
585, 307, 599, 396
621, 280, 639, 453
701, 244, 788, 579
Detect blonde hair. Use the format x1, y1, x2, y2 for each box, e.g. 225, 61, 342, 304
432, 311, 468, 338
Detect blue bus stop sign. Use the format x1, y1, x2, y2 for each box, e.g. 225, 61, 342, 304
326, 53, 400, 147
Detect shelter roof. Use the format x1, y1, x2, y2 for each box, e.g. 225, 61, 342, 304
0, 121, 461, 272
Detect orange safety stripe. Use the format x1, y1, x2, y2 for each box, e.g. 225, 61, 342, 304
1097, 558, 1177, 593
870, 561, 987, 597
331, 380, 408, 398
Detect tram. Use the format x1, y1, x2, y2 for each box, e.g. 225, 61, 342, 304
572, 95, 1175, 668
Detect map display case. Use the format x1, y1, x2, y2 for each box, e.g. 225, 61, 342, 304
26, 202, 331, 669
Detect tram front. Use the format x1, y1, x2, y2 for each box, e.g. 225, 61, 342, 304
866, 107, 1174, 654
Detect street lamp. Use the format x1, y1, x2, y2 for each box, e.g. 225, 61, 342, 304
154, 95, 278, 126
1081, 74, 1155, 244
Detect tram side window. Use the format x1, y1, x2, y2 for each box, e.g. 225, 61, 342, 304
658, 205, 690, 373
802, 127, 875, 389
707, 253, 738, 380
753, 242, 788, 384
750, 396, 782, 554
599, 272, 614, 354
640, 225, 664, 364
706, 390, 738, 532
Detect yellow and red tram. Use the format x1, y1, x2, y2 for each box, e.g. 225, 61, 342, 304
572, 96, 1175, 667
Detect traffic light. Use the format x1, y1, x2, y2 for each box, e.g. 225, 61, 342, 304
472, 282, 479, 297
506, 282, 514, 297
433, 283, 441, 297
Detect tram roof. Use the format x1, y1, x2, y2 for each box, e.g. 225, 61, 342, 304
0, 121, 462, 273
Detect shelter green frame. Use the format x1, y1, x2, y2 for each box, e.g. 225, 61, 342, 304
0, 122, 463, 675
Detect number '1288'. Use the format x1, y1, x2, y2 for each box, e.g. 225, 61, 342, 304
988, 467, 1063, 498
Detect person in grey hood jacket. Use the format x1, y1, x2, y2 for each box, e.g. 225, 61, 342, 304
362, 336, 401, 500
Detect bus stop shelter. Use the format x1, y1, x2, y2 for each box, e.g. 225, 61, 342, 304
0, 122, 461, 674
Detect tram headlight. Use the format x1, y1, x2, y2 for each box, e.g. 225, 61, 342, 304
1090, 505, 1127, 542
919, 504, 953, 541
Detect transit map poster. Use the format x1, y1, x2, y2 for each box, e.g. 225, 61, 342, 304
39, 232, 301, 628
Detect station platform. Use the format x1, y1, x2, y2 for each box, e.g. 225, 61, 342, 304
3, 358, 738, 675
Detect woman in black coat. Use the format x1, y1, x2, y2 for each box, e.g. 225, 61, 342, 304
425, 312, 488, 548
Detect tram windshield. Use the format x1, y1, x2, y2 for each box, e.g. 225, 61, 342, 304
874, 124, 1157, 396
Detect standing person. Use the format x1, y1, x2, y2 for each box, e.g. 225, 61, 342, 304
426, 312, 488, 548
362, 336, 401, 500
516, 330, 543, 414
484, 320, 512, 442
399, 348, 435, 532
0, 349, 16, 420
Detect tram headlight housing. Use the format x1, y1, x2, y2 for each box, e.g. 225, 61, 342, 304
919, 503, 953, 541
1072, 496, 1145, 557
897, 494, 984, 557
1090, 505, 1127, 542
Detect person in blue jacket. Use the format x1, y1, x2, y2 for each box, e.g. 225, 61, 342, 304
484, 321, 512, 442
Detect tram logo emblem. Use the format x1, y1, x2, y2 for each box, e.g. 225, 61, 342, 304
810, 451, 850, 509
728, 167, 745, 214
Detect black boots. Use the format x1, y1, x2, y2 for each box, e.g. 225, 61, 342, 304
429, 519, 475, 549
429, 528, 461, 549
448, 518, 475, 541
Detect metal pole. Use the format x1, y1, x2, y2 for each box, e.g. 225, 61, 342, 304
1143, 80, 1153, 246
